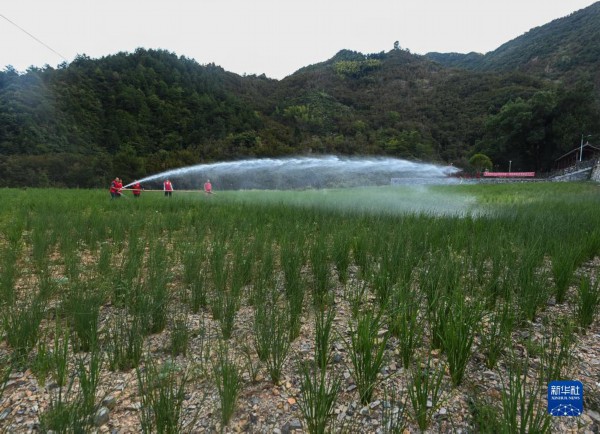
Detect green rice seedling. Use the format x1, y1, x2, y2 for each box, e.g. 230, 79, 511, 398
62, 250, 81, 282
252, 296, 270, 363
3, 299, 44, 364
515, 249, 548, 323
170, 313, 190, 357
470, 245, 490, 288
51, 323, 71, 392
210, 239, 229, 296
59, 223, 82, 279
539, 319, 574, 385
482, 250, 512, 307
310, 237, 332, 309
63, 282, 102, 352
352, 231, 373, 281
373, 272, 395, 309
129, 285, 153, 334
396, 241, 423, 291
499, 357, 551, 434
145, 242, 171, 334
576, 275, 600, 331
297, 362, 341, 434
31, 335, 53, 388
105, 314, 144, 372
190, 271, 208, 314
212, 344, 241, 427
468, 396, 502, 434
75, 346, 103, 417
137, 359, 190, 434
442, 292, 482, 387
421, 253, 463, 308
250, 242, 274, 307
407, 358, 446, 431
39, 399, 90, 434
231, 239, 253, 293
3, 216, 23, 248
252, 293, 291, 383
95, 242, 112, 280
38, 323, 90, 433
426, 290, 449, 351
239, 341, 262, 383
346, 309, 388, 404
0, 245, 19, 308
286, 288, 304, 342
382, 238, 405, 285
30, 225, 53, 271
387, 286, 422, 369
380, 382, 408, 434
479, 301, 515, 370
315, 306, 335, 371
43, 273, 63, 302
266, 309, 292, 383
551, 245, 583, 304
111, 235, 145, 307
210, 286, 235, 340
331, 231, 352, 285
345, 278, 368, 319
420, 256, 461, 350
181, 243, 207, 312
280, 238, 305, 341
207, 256, 239, 340
187, 317, 211, 379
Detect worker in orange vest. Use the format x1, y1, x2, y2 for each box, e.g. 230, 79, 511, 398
132, 181, 142, 198
204, 179, 212, 194
163, 179, 173, 197
109, 177, 122, 199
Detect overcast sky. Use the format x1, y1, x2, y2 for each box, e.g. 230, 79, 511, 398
1, 0, 596, 79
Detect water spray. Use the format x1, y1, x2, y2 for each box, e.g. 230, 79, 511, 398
123, 155, 460, 190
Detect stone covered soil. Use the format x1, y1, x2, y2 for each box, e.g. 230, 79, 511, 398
1, 262, 600, 434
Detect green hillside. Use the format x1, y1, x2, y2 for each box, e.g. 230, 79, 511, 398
426, 2, 600, 80
1, 3, 600, 187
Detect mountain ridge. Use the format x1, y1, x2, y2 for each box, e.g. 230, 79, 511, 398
0, 3, 599, 187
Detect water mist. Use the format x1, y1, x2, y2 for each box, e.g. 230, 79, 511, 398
124, 155, 460, 190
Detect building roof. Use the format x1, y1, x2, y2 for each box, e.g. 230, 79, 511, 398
554, 143, 600, 162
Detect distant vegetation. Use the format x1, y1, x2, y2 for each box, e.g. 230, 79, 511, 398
1, 2, 600, 187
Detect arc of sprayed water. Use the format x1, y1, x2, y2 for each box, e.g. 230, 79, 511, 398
123, 155, 460, 189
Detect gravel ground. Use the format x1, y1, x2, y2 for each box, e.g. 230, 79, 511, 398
0, 262, 599, 434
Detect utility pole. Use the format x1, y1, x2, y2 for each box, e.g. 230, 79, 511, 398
580, 134, 592, 162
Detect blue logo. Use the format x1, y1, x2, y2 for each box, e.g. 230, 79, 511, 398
548, 380, 583, 416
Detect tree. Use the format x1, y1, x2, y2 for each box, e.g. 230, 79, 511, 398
482, 91, 557, 170
469, 153, 493, 173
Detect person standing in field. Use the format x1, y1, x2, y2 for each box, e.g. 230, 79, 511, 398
164, 179, 173, 197
132, 181, 142, 198
204, 179, 212, 194
110, 177, 122, 199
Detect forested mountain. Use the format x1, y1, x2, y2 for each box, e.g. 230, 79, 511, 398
426, 2, 600, 80
1, 3, 600, 187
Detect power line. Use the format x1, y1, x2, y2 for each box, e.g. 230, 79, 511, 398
0, 13, 68, 63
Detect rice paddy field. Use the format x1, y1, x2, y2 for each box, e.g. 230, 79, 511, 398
0, 182, 599, 433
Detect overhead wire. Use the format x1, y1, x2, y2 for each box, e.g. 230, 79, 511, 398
0, 13, 68, 63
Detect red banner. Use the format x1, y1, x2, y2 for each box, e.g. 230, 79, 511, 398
483, 172, 535, 177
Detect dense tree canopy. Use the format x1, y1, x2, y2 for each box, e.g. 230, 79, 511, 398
1, 3, 600, 187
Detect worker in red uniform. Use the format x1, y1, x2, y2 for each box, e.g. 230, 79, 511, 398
204, 179, 212, 194
132, 181, 142, 198
163, 179, 173, 197
110, 177, 122, 199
